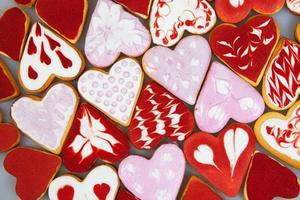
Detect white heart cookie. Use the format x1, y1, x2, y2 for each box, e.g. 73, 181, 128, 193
78, 58, 143, 126
48, 165, 119, 200
20, 23, 84, 92
11, 83, 79, 154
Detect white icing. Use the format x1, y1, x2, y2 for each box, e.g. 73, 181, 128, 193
11, 83, 77, 153
48, 165, 119, 200
194, 145, 219, 170
215, 79, 231, 95
20, 23, 82, 91
223, 128, 249, 176
229, 0, 245, 7
78, 58, 143, 126
208, 105, 225, 122
287, 0, 300, 14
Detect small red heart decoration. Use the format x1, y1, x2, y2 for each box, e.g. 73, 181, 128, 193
4, 147, 61, 200
94, 183, 110, 200
114, 0, 152, 19
245, 152, 300, 200
35, 0, 88, 43
57, 185, 74, 200
0, 123, 20, 152
0, 7, 30, 61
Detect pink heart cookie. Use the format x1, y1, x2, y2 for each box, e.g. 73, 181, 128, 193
85, 0, 151, 68
11, 83, 79, 154
48, 165, 119, 200
143, 36, 211, 105
118, 144, 185, 199
149, 0, 216, 47
195, 62, 265, 133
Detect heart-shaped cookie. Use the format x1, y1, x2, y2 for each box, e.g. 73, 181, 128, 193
35, 0, 88, 43
254, 101, 300, 169
11, 83, 79, 154
85, 0, 151, 68
149, 0, 216, 47
195, 62, 265, 133
181, 176, 222, 200
143, 36, 211, 105
0, 123, 20, 152
4, 147, 61, 200
119, 144, 185, 199
48, 165, 119, 200
244, 152, 300, 200
0, 7, 30, 61
20, 23, 84, 93
184, 123, 256, 196
0, 60, 19, 102
62, 103, 130, 173
78, 58, 143, 126
129, 82, 195, 149
114, 0, 152, 19
215, 0, 285, 23
210, 15, 279, 86
263, 38, 300, 110
287, 0, 300, 15
15, 0, 36, 7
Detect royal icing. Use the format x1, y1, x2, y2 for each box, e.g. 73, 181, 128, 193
150, 0, 216, 47
264, 38, 300, 110
210, 15, 279, 86
48, 165, 119, 200
245, 152, 300, 200
11, 83, 78, 154
194, 62, 265, 133
184, 123, 256, 197
129, 82, 195, 149
15, 0, 36, 7
62, 103, 130, 173
0, 61, 19, 102
4, 147, 61, 200
20, 23, 84, 92
119, 144, 185, 200
78, 58, 143, 126
287, 0, 300, 14
143, 36, 211, 105
0, 123, 20, 152
114, 0, 152, 19
85, 0, 151, 68
35, 0, 87, 43
0, 7, 29, 61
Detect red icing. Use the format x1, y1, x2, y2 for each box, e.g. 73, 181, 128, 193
210, 15, 279, 86
45, 34, 61, 50
28, 37, 37, 55
40, 43, 51, 65
184, 123, 256, 197
36, 23, 42, 37
56, 50, 72, 69
94, 183, 110, 200
15, 0, 35, 6
0, 62, 18, 101
61, 103, 130, 173
4, 147, 61, 200
0, 124, 20, 152
28, 65, 38, 80
116, 189, 139, 200
129, 82, 195, 149
35, 0, 86, 42
215, 0, 285, 23
57, 185, 74, 200
114, 0, 152, 18
0, 7, 28, 61
246, 152, 299, 200
182, 176, 222, 200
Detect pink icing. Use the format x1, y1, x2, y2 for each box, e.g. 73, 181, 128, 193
143, 36, 211, 105
195, 62, 265, 133
118, 144, 185, 199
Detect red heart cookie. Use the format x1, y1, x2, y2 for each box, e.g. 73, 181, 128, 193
215, 0, 285, 23
184, 123, 256, 196
244, 152, 300, 200
0, 60, 19, 102
0, 7, 30, 61
263, 38, 300, 110
116, 189, 138, 200
0, 123, 20, 152
210, 15, 279, 86
61, 103, 130, 173
181, 176, 222, 200
35, 0, 88, 43
4, 147, 61, 200
114, 0, 152, 19
129, 82, 195, 149
15, 0, 36, 7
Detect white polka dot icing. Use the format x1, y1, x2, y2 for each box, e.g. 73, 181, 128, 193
78, 58, 143, 126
